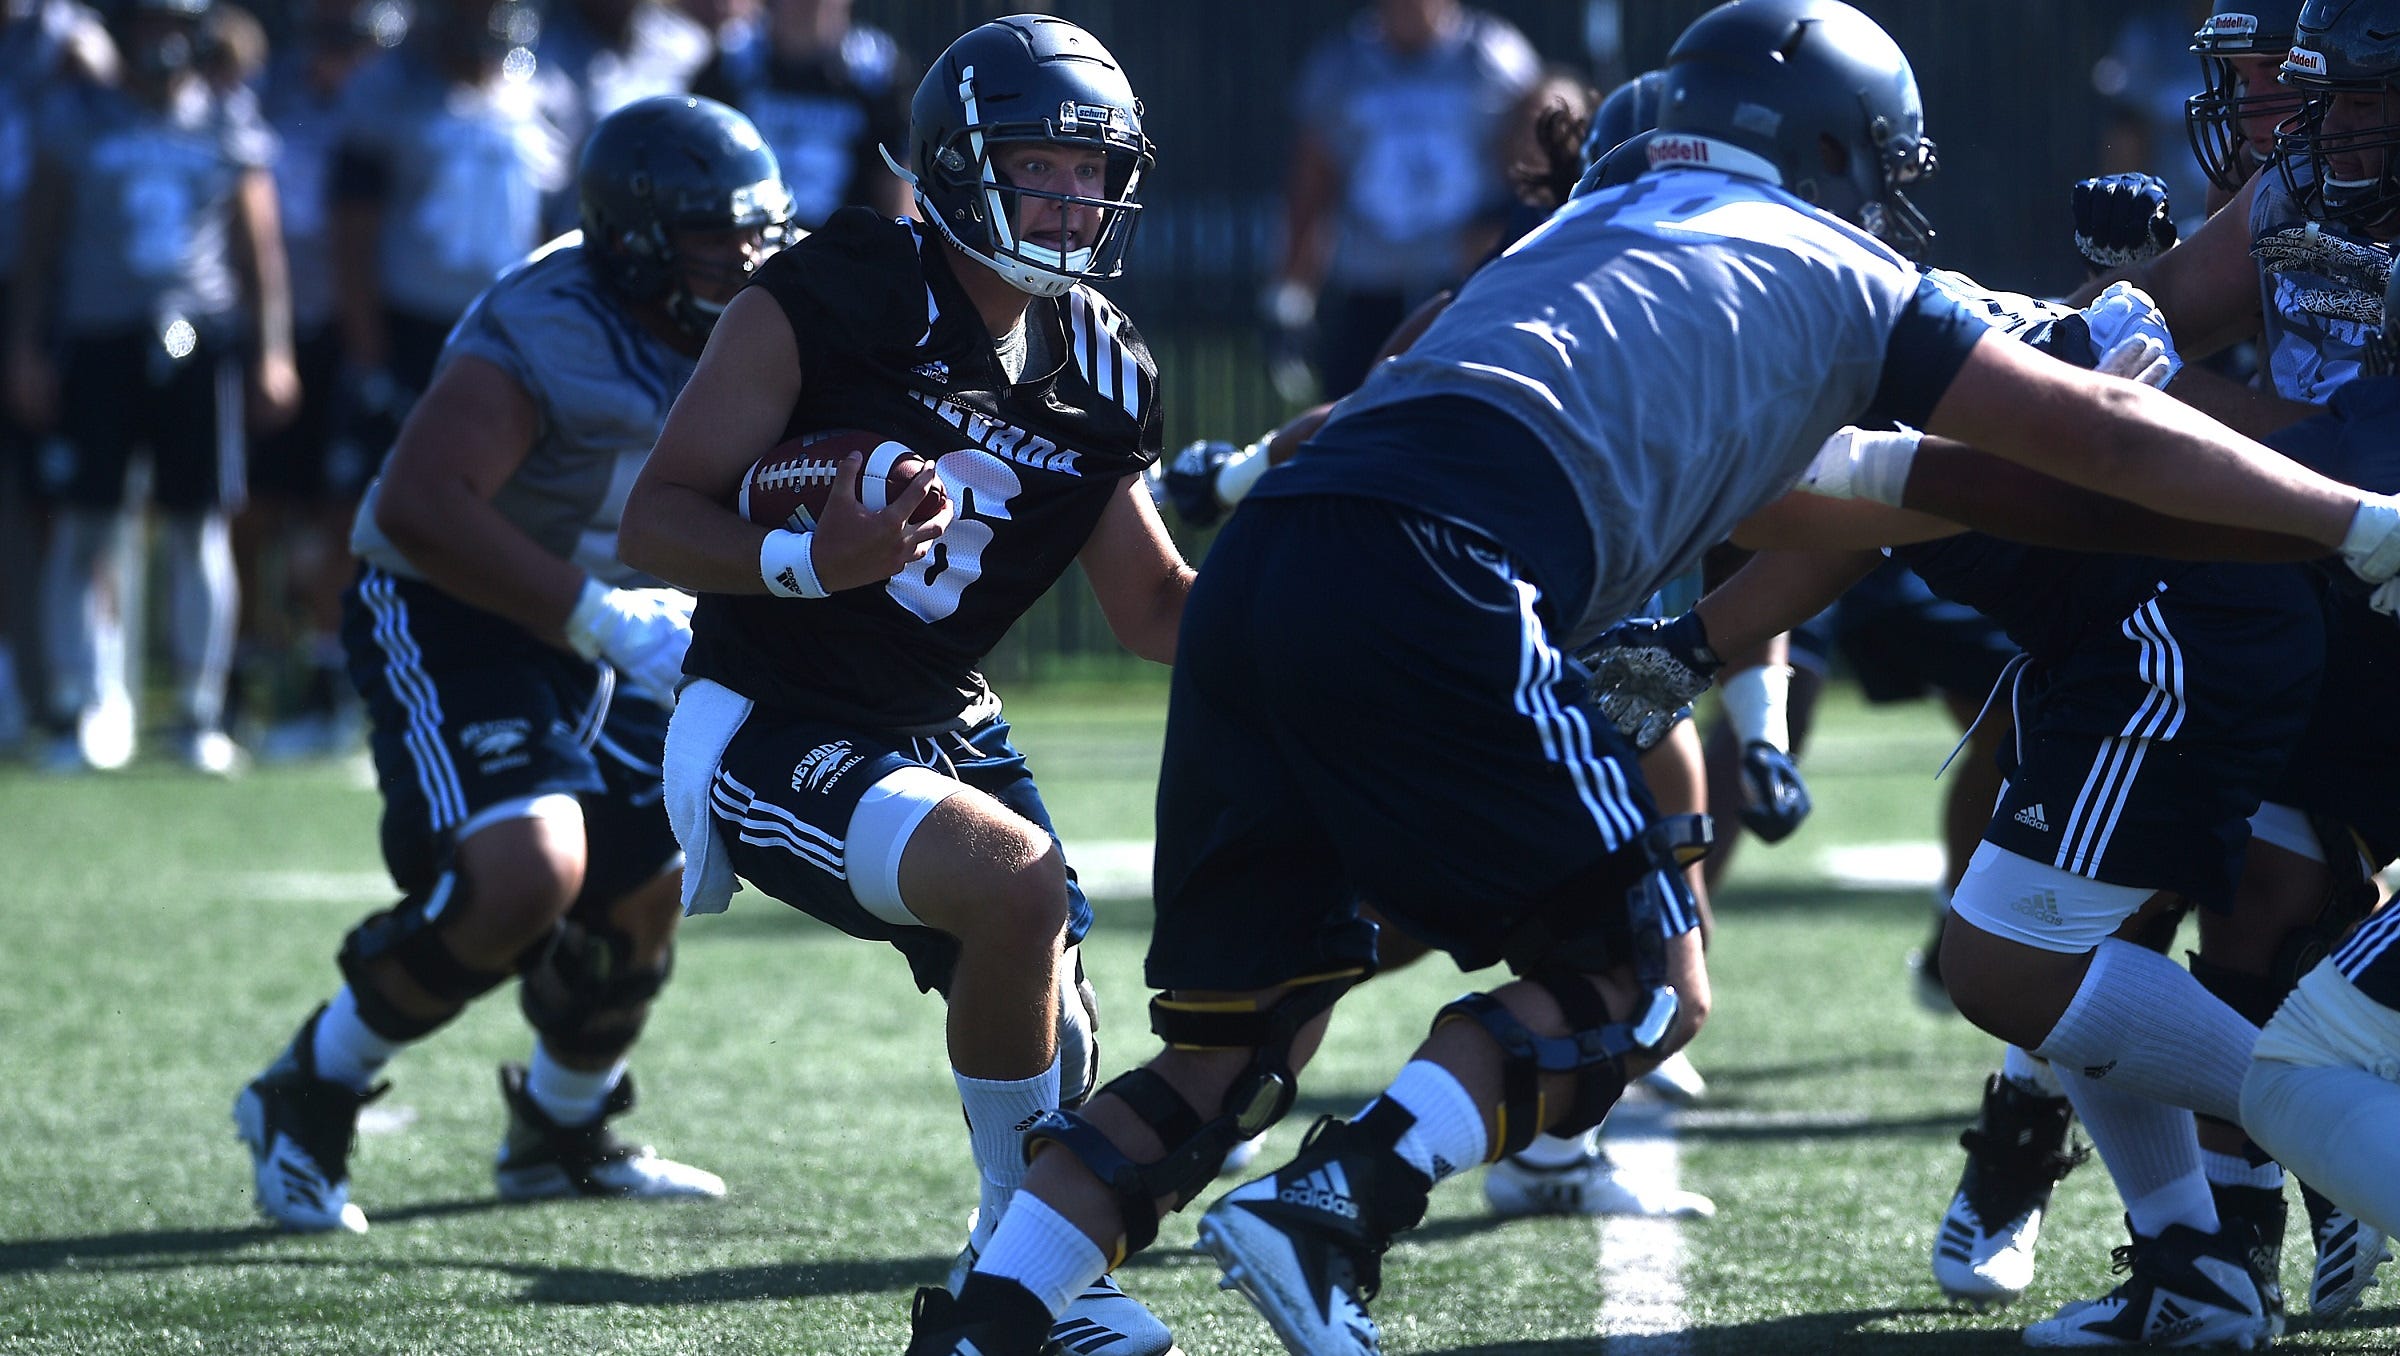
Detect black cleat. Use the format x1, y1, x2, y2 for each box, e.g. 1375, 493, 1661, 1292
493, 1063, 725, 1201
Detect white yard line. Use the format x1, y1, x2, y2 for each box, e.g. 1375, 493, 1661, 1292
1599, 1099, 1693, 1354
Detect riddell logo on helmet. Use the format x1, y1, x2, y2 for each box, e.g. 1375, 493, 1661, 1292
1649, 136, 1713, 167
2288, 46, 2327, 76
2203, 15, 2259, 37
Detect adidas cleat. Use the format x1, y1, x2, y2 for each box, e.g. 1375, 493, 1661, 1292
2208, 1181, 2286, 1339
904, 1278, 1059, 1356
1196, 1113, 1429, 1356
1483, 1136, 1715, 1220
492, 1063, 725, 1202
950, 1219, 1175, 1355
233, 1006, 380, 1234
2022, 1221, 2275, 1349
2302, 1181, 2390, 1318
1934, 1074, 2087, 1306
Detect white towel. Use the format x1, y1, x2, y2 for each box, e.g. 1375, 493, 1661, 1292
664, 678, 752, 916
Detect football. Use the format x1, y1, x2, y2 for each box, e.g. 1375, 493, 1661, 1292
737, 429, 949, 532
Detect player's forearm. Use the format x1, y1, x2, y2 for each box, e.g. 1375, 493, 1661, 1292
377, 477, 586, 639
330, 201, 386, 368
1694, 549, 1877, 659
618, 478, 775, 596
1907, 437, 2324, 561
235, 174, 294, 363
2078, 382, 2357, 546
2165, 363, 2318, 440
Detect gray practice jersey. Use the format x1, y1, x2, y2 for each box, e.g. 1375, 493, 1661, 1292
1285, 168, 1985, 644
38, 78, 275, 335
350, 235, 694, 586
1294, 6, 1537, 297
2251, 168, 2376, 405
333, 52, 572, 322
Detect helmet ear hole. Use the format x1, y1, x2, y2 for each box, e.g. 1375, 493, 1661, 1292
1815, 132, 1849, 177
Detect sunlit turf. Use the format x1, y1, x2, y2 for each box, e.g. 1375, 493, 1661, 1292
1, 682, 2393, 1353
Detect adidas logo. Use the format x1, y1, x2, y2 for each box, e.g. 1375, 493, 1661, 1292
1278, 1163, 1360, 1220
2014, 803, 2051, 831
2148, 1296, 2203, 1339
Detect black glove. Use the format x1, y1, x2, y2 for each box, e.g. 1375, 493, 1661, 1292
1736, 741, 1812, 843
2072, 173, 2177, 271
1577, 612, 1724, 753
1161, 439, 1236, 528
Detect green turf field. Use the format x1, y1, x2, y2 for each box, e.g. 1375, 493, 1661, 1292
1, 680, 2393, 1354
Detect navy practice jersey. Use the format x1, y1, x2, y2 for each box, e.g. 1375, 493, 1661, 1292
1260, 168, 1987, 645
684, 208, 1162, 730
350, 234, 694, 588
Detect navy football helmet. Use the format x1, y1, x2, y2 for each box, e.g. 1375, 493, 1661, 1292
1580, 68, 1667, 174
884, 15, 1154, 297
580, 95, 795, 340
2279, 0, 2400, 226
1653, 0, 1938, 256
2188, 3, 2305, 192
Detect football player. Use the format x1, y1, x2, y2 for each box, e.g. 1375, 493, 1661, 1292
620, 17, 1188, 1356
6, 0, 297, 774
919, 4, 2400, 1354
234, 95, 784, 1235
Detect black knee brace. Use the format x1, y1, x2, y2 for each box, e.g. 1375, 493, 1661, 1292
1022, 969, 1365, 1258
1434, 967, 1633, 1159
519, 920, 673, 1063
338, 873, 513, 1041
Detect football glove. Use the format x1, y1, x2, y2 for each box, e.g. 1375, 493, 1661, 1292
1737, 742, 1813, 843
564, 581, 695, 706
2072, 173, 2177, 271
2252, 224, 2393, 294
1162, 439, 1238, 528
2080, 281, 2182, 388
1577, 612, 1724, 753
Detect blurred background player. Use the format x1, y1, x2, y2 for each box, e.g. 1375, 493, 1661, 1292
692, 0, 911, 230
0, 0, 112, 759
328, 0, 568, 498
535, 0, 707, 175
238, 0, 400, 760
1264, 0, 1537, 404
233, 94, 785, 1235
623, 17, 1187, 1356
6, 0, 296, 775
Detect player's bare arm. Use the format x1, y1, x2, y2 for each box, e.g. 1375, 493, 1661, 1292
621, 288, 947, 596
1076, 473, 1194, 665
1693, 548, 1882, 659
371, 355, 587, 643
1925, 327, 2363, 546
231, 165, 300, 433
3, 155, 65, 431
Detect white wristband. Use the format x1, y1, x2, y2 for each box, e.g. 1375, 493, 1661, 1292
1216, 440, 1271, 508
1720, 663, 1792, 751
1798, 427, 1921, 506
760, 529, 828, 599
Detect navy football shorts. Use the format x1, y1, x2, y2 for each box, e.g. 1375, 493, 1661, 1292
1150, 495, 1663, 993
344, 565, 679, 907
1981, 563, 2322, 911
2272, 590, 2400, 867
710, 708, 1094, 996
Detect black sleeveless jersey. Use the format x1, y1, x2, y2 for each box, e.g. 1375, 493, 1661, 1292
684, 208, 1162, 730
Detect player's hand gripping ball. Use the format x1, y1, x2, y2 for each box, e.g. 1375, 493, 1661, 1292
738, 429, 949, 531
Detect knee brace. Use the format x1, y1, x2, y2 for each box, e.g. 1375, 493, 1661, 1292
1434, 968, 1633, 1159
518, 919, 672, 1062
1023, 969, 1365, 1258
337, 872, 513, 1041
2277, 814, 2380, 990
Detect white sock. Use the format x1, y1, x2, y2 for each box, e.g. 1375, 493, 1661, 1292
1377, 1060, 1486, 1183
312, 985, 403, 1092
2058, 1069, 2215, 1237
1510, 1128, 1598, 1169
2035, 939, 2258, 1123
2001, 1043, 2065, 1098
973, 1194, 1107, 1319
2202, 1147, 2286, 1191
527, 1041, 625, 1126
160, 511, 236, 730
957, 1060, 1062, 1238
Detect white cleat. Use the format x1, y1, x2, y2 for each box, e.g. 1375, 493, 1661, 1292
2305, 1187, 2391, 1318
233, 1009, 378, 1234
950, 1215, 1176, 1355
492, 1063, 725, 1202
2021, 1223, 2273, 1349
1483, 1137, 1715, 1220
1933, 1075, 2085, 1307
1636, 1049, 1708, 1105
